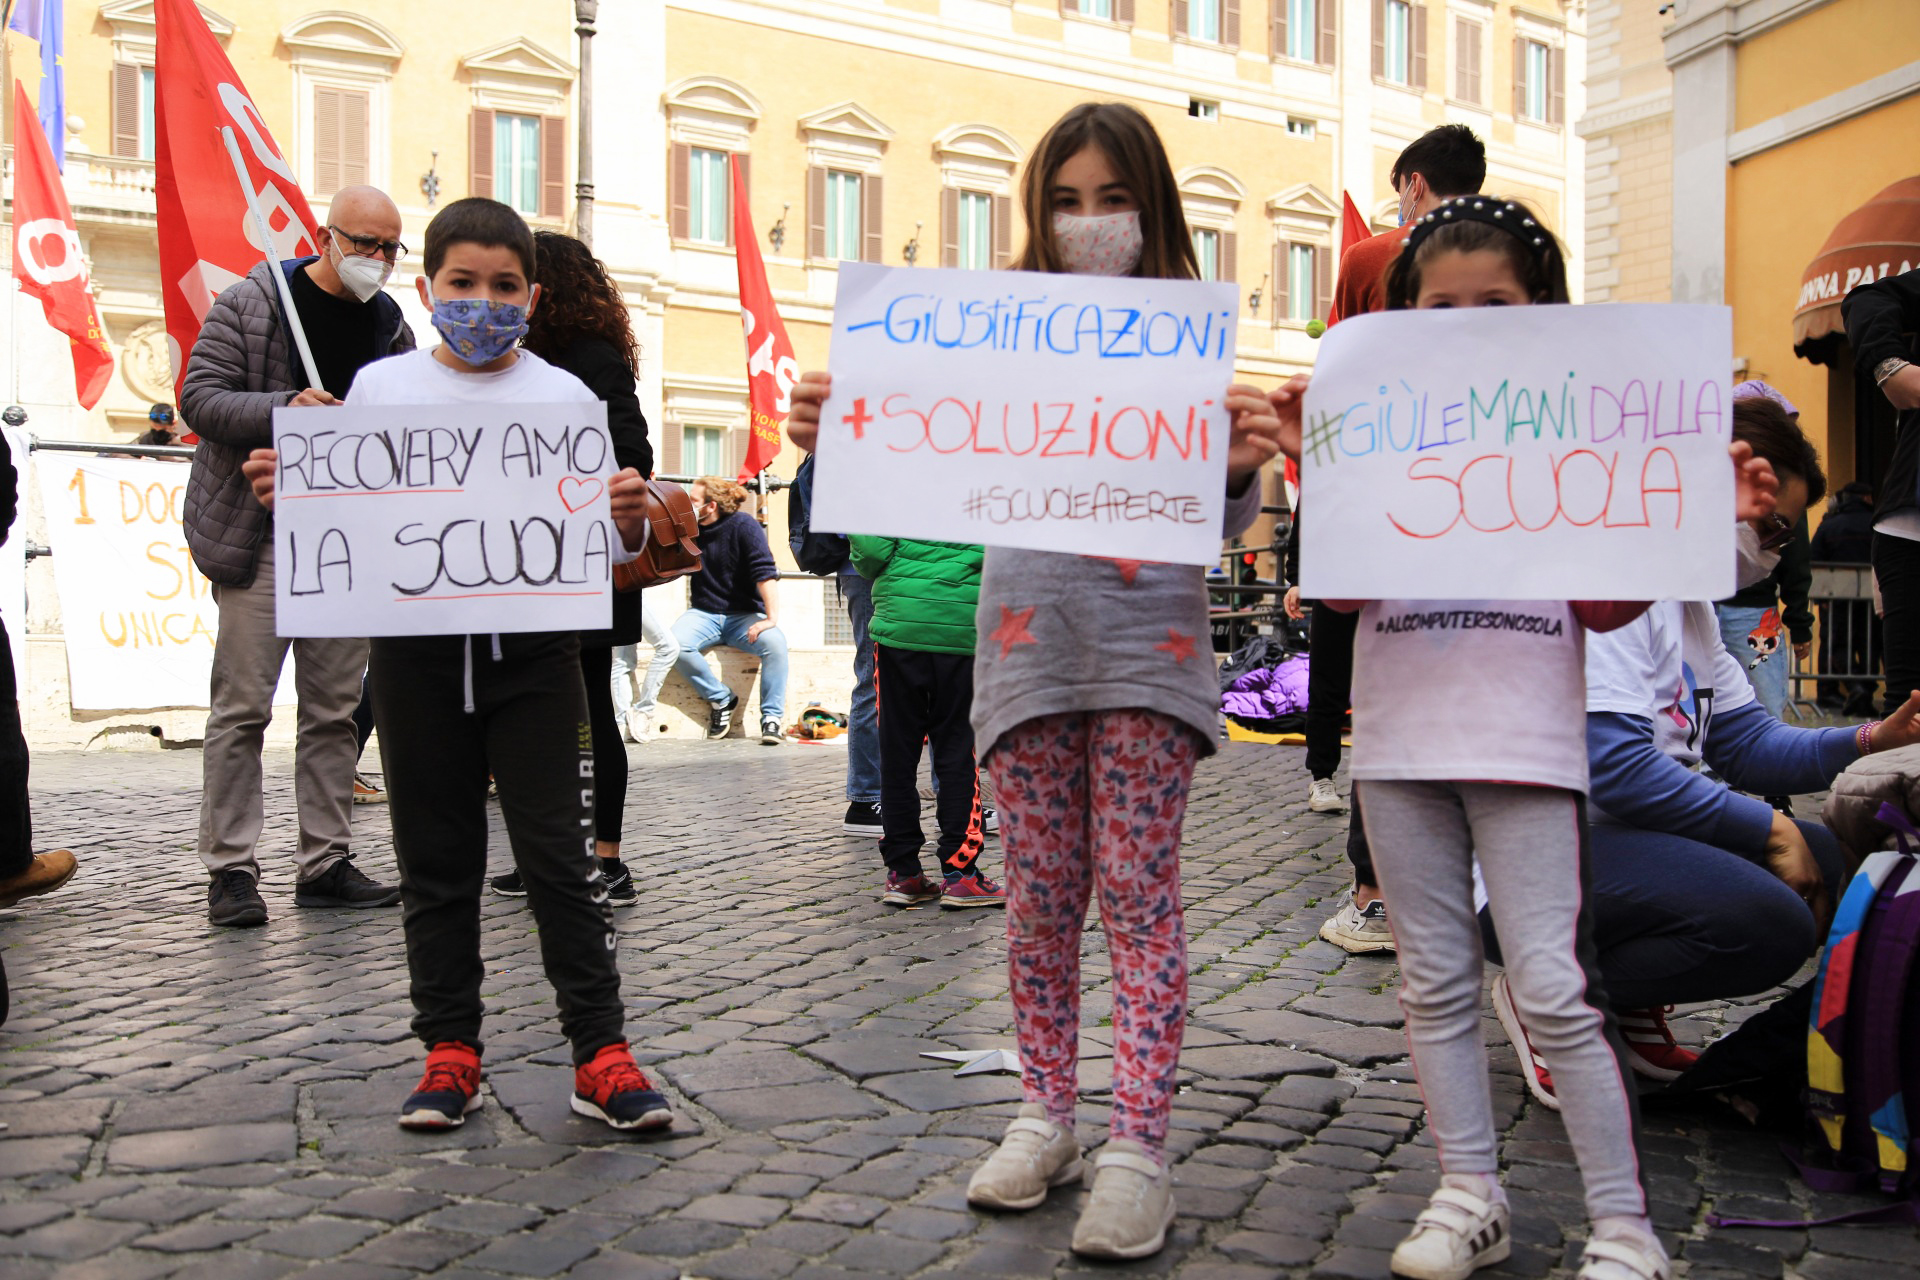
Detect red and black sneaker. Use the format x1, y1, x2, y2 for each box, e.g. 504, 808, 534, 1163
572, 1042, 673, 1132
399, 1041, 483, 1130
1490, 973, 1559, 1112
1616, 1005, 1700, 1081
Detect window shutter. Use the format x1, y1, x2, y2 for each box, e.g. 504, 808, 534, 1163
340, 89, 369, 189
808, 166, 828, 260
726, 152, 748, 247
1221, 232, 1238, 286
1549, 45, 1565, 125
993, 194, 1013, 269
941, 187, 960, 269
1059, 0, 1076, 12
314, 87, 342, 196
1514, 37, 1528, 117
112, 63, 140, 158
1271, 1, 1286, 58
1174, 0, 1189, 38
470, 109, 495, 198
669, 144, 691, 240
1372, 0, 1386, 78
1273, 242, 1289, 326
1115, 0, 1134, 22
862, 174, 884, 265
662, 422, 683, 477
1410, 4, 1428, 90
1317, 0, 1335, 63
728, 426, 749, 476
539, 116, 566, 220
1315, 244, 1333, 321
1223, 0, 1240, 47
1454, 19, 1470, 100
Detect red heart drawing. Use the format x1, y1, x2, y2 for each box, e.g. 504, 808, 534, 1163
558, 476, 603, 513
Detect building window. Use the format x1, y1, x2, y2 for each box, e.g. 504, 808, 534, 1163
1524, 40, 1549, 120
1381, 0, 1410, 84
1190, 229, 1221, 282
1513, 36, 1564, 124
683, 426, 725, 478
113, 62, 157, 160
1077, 0, 1113, 16
1189, 98, 1219, 121
494, 113, 542, 215
1285, 0, 1316, 60
1286, 117, 1316, 139
138, 66, 155, 160
687, 147, 730, 245
826, 171, 863, 262
1189, 0, 1223, 43
1287, 244, 1316, 322
312, 85, 371, 199
1454, 18, 1484, 104
959, 192, 993, 270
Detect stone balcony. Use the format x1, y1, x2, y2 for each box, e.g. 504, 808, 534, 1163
3, 144, 157, 226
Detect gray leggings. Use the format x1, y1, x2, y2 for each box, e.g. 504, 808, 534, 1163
1359, 779, 1648, 1221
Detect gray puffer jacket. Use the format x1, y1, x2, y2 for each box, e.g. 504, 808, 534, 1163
180, 257, 414, 586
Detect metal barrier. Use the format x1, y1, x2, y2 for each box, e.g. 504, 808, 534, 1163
1798, 561, 1881, 717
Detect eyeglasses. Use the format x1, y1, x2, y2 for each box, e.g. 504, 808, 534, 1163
328, 226, 407, 261
1756, 512, 1796, 552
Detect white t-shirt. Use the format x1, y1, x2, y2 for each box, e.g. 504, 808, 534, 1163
1351, 599, 1590, 793
1583, 599, 1754, 772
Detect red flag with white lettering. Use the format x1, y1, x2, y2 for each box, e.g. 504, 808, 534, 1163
10, 78, 113, 408
154, 0, 318, 399
1340, 191, 1372, 259
731, 154, 796, 481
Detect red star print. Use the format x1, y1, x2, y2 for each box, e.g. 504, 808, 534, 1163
991, 605, 1039, 660
1155, 629, 1197, 664
1104, 558, 1146, 586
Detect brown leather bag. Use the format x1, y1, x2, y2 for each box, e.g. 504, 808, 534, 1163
613, 479, 703, 592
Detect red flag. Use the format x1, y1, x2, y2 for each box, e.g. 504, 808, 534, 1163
1340, 192, 1373, 259
730, 154, 796, 481
154, 0, 318, 400
11, 79, 113, 408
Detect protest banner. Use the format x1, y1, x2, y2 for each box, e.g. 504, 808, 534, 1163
33, 454, 260, 710
812, 263, 1240, 566
1299, 303, 1736, 601
271, 401, 617, 638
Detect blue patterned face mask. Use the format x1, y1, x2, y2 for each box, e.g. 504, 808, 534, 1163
426, 284, 529, 366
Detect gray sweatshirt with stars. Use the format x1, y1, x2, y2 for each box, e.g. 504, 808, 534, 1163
970, 483, 1264, 757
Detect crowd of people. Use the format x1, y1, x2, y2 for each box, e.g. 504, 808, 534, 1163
0, 99, 1915, 1280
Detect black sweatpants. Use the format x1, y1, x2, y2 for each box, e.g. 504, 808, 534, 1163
370, 631, 623, 1065
0, 618, 30, 880
1874, 532, 1920, 717
877, 644, 983, 882
578, 643, 626, 845
1303, 605, 1376, 890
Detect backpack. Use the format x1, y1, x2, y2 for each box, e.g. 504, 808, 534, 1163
1712, 800, 1920, 1229
788, 454, 850, 576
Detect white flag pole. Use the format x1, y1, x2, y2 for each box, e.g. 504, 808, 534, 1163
219, 126, 323, 392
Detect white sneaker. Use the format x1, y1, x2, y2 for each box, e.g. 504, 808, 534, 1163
1390, 1182, 1511, 1280
1071, 1140, 1175, 1260
626, 711, 652, 743
965, 1104, 1082, 1211
1318, 894, 1394, 954
1308, 777, 1346, 812
1576, 1230, 1671, 1280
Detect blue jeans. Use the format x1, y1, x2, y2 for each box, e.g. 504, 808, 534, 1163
1716, 603, 1790, 718
670, 608, 787, 720
842, 572, 881, 804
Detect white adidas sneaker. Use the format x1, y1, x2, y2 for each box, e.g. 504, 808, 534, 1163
1390, 1182, 1511, 1280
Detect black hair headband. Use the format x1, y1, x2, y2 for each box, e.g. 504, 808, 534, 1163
1401, 196, 1552, 262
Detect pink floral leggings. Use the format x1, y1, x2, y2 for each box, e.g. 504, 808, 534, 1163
987, 709, 1199, 1160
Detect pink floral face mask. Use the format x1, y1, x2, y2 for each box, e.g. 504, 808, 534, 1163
1052, 211, 1144, 277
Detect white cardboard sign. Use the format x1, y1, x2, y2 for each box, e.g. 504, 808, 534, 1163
1300, 304, 1736, 601
812, 263, 1239, 566
272, 401, 616, 638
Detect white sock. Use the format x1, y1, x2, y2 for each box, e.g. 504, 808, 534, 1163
1441, 1172, 1508, 1207
1591, 1215, 1660, 1249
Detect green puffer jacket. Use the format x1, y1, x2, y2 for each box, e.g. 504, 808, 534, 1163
849, 536, 985, 656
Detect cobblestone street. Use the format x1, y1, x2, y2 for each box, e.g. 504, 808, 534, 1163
0, 739, 1913, 1280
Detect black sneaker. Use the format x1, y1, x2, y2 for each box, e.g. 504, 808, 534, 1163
843, 800, 883, 837
601, 859, 638, 907
295, 857, 402, 908
208, 869, 268, 928
760, 717, 786, 746
490, 869, 527, 897
707, 693, 739, 740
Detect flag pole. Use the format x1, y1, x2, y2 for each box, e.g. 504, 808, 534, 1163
218, 125, 322, 391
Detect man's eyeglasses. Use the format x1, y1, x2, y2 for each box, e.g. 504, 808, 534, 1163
328, 226, 407, 261
1756, 512, 1796, 552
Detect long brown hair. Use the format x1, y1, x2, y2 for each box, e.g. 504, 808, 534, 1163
1013, 103, 1197, 281
523, 230, 640, 375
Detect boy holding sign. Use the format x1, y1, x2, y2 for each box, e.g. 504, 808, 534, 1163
243, 199, 671, 1135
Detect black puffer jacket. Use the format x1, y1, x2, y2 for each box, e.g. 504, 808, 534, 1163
180, 257, 413, 586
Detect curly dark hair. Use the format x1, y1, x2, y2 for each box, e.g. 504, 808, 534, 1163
523, 230, 640, 376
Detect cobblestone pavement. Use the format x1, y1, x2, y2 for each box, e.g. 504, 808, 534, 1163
1, 738, 1914, 1280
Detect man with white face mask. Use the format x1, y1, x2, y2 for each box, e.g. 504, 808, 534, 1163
181, 185, 415, 927
1480, 397, 1920, 1113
